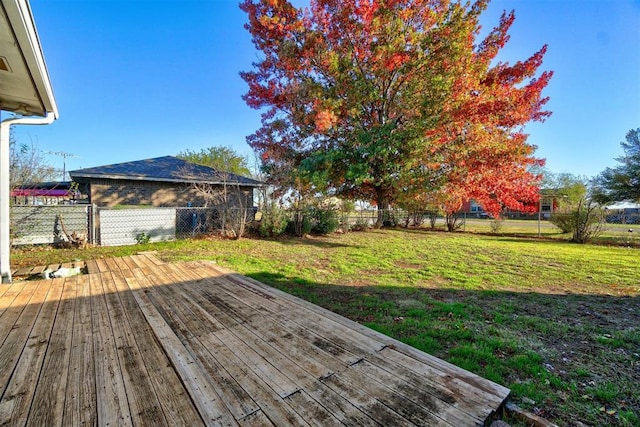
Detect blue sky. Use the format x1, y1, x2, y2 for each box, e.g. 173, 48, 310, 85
14, 0, 640, 180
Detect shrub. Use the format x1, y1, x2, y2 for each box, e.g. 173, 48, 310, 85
135, 232, 151, 244
445, 213, 464, 232
490, 219, 504, 234
403, 211, 426, 228
427, 210, 439, 230
352, 217, 370, 232
550, 199, 605, 243
258, 205, 289, 237
383, 209, 399, 227
287, 209, 312, 236
308, 206, 340, 235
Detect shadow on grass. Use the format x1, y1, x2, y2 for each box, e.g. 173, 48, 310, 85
263, 235, 361, 250
246, 270, 640, 427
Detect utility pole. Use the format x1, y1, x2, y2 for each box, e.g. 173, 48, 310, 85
46, 151, 78, 181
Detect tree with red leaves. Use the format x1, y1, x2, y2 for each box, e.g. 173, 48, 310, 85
241, 0, 552, 228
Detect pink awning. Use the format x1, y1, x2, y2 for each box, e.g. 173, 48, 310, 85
11, 189, 71, 197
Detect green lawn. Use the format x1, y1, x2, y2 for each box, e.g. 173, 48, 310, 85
11, 229, 640, 426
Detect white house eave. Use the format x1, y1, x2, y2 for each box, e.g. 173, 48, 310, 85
1, 0, 58, 283
0, 0, 58, 118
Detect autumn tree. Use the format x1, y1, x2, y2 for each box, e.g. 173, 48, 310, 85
592, 128, 640, 204
241, 0, 552, 227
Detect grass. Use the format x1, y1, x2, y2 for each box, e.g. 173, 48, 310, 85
11, 228, 640, 426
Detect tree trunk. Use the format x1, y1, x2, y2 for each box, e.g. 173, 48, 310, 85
375, 190, 389, 229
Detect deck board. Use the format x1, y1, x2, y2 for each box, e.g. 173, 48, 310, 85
62, 273, 97, 426
0, 254, 510, 426
26, 277, 76, 426
0, 279, 57, 425
89, 272, 132, 426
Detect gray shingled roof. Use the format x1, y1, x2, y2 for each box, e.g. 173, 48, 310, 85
69, 156, 262, 187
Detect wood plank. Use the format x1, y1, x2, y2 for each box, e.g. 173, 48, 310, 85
115, 268, 204, 426
13, 266, 35, 277
184, 272, 467, 425
369, 346, 507, 420
185, 261, 399, 359
110, 257, 131, 272
139, 252, 165, 266
103, 257, 120, 272
160, 264, 388, 426
0, 282, 14, 299
236, 409, 275, 427
0, 279, 58, 425
100, 271, 168, 425
218, 261, 510, 412
30, 265, 46, 275
140, 275, 262, 421
134, 266, 312, 426
0, 281, 49, 398
126, 254, 151, 270
131, 253, 164, 271
119, 256, 140, 271
137, 266, 267, 419
176, 264, 467, 426
284, 389, 364, 427
45, 263, 61, 273
0, 256, 509, 426
63, 273, 97, 426
156, 266, 301, 399
89, 273, 132, 426
205, 261, 510, 402
348, 359, 474, 426
84, 259, 99, 274
125, 268, 237, 426
0, 281, 27, 314
26, 276, 77, 426
183, 261, 507, 423
94, 259, 110, 273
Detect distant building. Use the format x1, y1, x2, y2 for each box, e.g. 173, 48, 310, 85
461, 190, 560, 219
11, 181, 81, 205
69, 156, 262, 208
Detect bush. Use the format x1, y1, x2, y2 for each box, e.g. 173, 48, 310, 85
286, 210, 312, 237
403, 211, 426, 228
549, 212, 574, 234
490, 219, 504, 234
351, 217, 370, 232
550, 199, 605, 243
308, 206, 340, 235
258, 205, 289, 237
445, 213, 464, 232
427, 211, 439, 230
383, 210, 399, 227
135, 232, 151, 244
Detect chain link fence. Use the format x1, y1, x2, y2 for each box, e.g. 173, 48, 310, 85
10, 205, 90, 246
95, 206, 257, 246
9, 205, 640, 247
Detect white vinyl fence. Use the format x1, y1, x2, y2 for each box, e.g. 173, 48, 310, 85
98, 208, 176, 246
11, 205, 90, 246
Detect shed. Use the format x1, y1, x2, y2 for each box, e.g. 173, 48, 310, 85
68, 156, 262, 208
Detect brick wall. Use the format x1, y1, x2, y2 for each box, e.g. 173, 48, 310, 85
88, 178, 253, 208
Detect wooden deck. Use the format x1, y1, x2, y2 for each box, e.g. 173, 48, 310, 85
0, 254, 510, 426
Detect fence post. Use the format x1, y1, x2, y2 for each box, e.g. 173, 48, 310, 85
93, 205, 100, 246
87, 205, 93, 245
